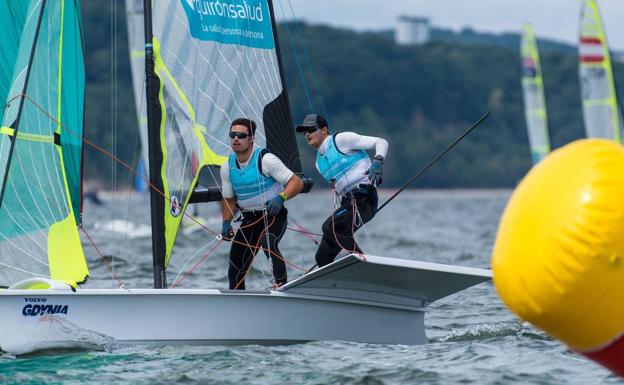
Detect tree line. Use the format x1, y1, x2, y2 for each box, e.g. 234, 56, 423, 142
81, 2, 624, 189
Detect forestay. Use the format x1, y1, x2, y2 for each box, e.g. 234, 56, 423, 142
578, 0, 622, 143
521, 23, 550, 164
149, 0, 301, 270
0, 0, 88, 287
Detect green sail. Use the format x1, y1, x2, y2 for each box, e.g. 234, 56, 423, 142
0, 0, 88, 287
521, 23, 550, 164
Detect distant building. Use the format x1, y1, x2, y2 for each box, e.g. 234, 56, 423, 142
395, 16, 430, 46
613, 51, 624, 64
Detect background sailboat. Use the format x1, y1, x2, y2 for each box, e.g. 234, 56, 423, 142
578, 0, 622, 143
521, 23, 550, 164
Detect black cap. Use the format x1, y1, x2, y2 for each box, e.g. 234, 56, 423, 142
295, 114, 328, 132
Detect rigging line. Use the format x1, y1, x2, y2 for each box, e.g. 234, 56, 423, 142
207, 161, 303, 278
377, 112, 490, 212
286, 0, 330, 123
111, 0, 119, 286
205, 164, 268, 264
203, 164, 305, 277
122, 79, 147, 246
234, 216, 274, 289
171, 238, 218, 284
256, 158, 274, 284
170, 239, 223, 288
277, 0, 313, 112
287, 215, 320, 244
286, 226, 322, 238
354, 196, 377, 256
16, 89, 296, 272
80, 227, 125, 288
330, 187, 363, 256
267, 1, 300, 153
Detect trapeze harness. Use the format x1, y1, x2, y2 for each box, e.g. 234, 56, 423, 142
314, 134, 378, 267
227, 148, 288, 289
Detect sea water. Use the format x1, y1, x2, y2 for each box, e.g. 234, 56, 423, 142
0, 190, 619, 384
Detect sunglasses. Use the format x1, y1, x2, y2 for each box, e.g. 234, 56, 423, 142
229, 131, 250, 139
301, 127, 318, 134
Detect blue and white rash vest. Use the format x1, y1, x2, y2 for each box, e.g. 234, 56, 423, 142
227, 148, 283, 211
316, 133, 373, 195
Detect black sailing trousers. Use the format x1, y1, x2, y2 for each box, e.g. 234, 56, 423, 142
314, 185, 378, 268
228, 208, 288, 290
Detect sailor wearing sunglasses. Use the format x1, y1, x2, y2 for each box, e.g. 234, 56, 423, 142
296, 114, 388, 268
220, 118, 303, 289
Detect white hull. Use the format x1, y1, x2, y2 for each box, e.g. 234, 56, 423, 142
0, 255, 491, 354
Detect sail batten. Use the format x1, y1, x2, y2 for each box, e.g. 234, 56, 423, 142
578, 0, 622, 143
521, 23, 550, 164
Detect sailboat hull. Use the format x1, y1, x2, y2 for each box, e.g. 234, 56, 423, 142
0, 255, 491, 354
0, 288, 424, 354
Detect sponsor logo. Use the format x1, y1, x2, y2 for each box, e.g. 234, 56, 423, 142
170, 195, 182, 217
185, 0, 264, 22
24, 297, 46, 303
180, 0, 275, 49
22, 304, 68, 317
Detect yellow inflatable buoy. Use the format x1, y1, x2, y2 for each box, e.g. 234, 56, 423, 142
492, 139, 624, 376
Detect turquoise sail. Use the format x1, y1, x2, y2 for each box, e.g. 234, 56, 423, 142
0, 1, 31, 122
0, 0, 88, 287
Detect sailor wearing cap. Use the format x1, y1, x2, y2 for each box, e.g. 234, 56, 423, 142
296, 114, 388, 267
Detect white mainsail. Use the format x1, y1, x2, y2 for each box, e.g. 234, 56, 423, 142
578, 0, 622, 143
147, 0, 301, 279
521, 23, 550, 164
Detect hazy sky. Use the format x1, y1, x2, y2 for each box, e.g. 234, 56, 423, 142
277, 0, 624, 50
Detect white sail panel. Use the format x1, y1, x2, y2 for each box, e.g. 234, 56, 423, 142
151, 0, 296, 265
578, 0, 622, 143
521, 23, 550, 164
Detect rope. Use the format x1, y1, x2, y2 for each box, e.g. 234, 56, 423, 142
170, 239, 224, 288
80, 227, 125, 288
285, 0, 331, 123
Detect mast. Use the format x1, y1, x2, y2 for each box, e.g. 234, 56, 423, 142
143, 0, 167, 288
